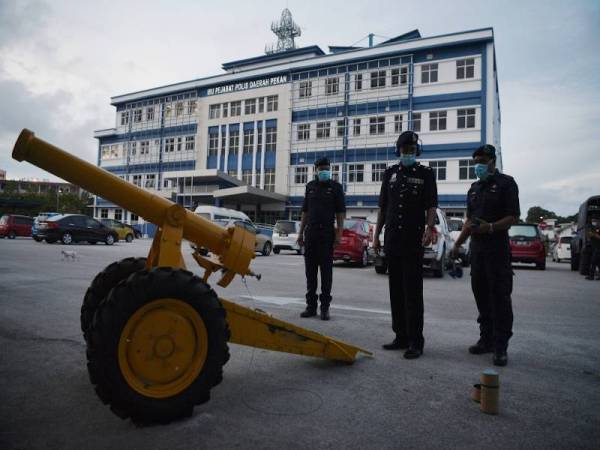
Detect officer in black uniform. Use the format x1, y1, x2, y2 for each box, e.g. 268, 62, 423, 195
586, 219, 600, 280
297, 157, 346, 320
374, 131, 438, 359
452, 144, 520, 367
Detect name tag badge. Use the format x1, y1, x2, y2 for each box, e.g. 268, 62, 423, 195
390, 173, 397, 183
407, 177, 424, 185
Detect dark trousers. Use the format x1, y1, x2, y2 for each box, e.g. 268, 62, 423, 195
589, 248, 600, 278
387, 248, 425, 349
470, 246, 514, 351
304, 228, 334, 310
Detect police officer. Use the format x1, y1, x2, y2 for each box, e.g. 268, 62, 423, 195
585, 219, 600, 280
452, 144, 520, 367
297, 157, 346, 320
374, 131, 438, 359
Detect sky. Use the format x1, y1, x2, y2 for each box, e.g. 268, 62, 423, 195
0, 0, 599, 216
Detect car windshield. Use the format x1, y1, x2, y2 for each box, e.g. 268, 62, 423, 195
509, 225, 538, 238
559, 236, 572, 244
275, 221, 296, 234
448, 220, 463, 232
343, 219, 358, 229
0, 216, 7, 225
213, 220, 229, 227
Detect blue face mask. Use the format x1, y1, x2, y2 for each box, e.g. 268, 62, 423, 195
400, 154, 416, 166
474, 163, 490, 180
317, 170, 331, 182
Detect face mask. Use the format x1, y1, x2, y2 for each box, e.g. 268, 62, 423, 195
317, 170, 331, 182
474, 163, 490, 180
400, 154, 416, 166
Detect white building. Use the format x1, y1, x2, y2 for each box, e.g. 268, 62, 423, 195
93, 23, 501, 227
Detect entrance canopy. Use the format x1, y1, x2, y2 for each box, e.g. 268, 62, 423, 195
212, 185, 287, 205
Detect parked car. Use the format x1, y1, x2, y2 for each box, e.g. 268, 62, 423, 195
552, 235, 572, 262
447, 218, 470, 267
374, 208, 453, 277
32, 212, 60, 241
272, 220, 303, 254
213, 219, 272, 256
36, 214, 118, 245
570, 195, 600, 275
333, 218, 374, 266
194, 205, 250, 222
101, 218, 135, 242
0, 214, 34, 239
509, 223, 546, 270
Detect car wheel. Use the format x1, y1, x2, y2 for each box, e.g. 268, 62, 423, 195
536, 261, 546, 270
433, 247, 446, 278
8, 230, 16, 239
273, 247, 280, 254
358, 248, 369, 267
105, 234, 115, 246
61, 232, 73, 245
261, 241, 272, 256
125, 234, 133, 243
375, 263, 388, 274
33, 236, 43, 242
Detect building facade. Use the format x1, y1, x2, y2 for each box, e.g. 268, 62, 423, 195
93, 27, 501, 225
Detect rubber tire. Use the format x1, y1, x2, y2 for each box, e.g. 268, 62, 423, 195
375, 260, 387, 274
125, 234, 133, 243
61, 232, 73, 245
433, 247, 446, 278
273, 248, 280, 254
86, 268, 230, 424
105, 234, 115, 246
262, 241, 272, 256
8, 230, 16, 239
81, 257, 147, 342
536, 260, 546, 270
33, 236, 43, 242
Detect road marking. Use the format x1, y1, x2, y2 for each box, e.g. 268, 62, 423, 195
240, 296, 389, 315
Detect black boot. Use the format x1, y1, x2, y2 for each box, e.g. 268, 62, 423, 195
469, 339, 494, 355
403, 345, 423, 359
320, 307, 330, 321
300, 307, 317, 318
382, 337, 409, 350
493, 350, 508, 366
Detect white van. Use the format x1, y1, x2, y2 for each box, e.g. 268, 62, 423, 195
193, 205, 250, 222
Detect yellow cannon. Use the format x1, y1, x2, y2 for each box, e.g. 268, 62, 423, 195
12, 129, 371, 424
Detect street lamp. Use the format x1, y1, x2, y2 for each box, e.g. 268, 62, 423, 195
56, 187, 63, 211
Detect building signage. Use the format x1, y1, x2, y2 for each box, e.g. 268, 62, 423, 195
206, 75, 288, 96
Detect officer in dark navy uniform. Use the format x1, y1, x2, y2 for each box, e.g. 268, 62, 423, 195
297, 157, 346, 320
452, 144, 520, 367
374, 131, 438, 359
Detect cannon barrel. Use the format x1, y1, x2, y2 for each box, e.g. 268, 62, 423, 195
12, 129, 251, 271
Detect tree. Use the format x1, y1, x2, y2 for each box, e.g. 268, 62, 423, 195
525, 206, 557, 224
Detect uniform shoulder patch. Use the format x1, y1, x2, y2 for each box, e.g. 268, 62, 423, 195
386, 164, 399, 173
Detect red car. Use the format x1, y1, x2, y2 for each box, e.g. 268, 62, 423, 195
509, 224, 546, 270
333, 219, 374, 267
0, 214, 34, 239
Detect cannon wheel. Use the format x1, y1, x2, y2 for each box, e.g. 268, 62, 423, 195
86, 267, 230, 424
81, 257, 147, 342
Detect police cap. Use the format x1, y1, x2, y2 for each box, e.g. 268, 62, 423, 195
396, 131, 419, 149
314, 156, 330, 167
473, 144, 496, 161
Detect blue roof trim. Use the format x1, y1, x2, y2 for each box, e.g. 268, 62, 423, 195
380, 29, 422, 45
222, 46, 325, 71
328, 46, 363, 54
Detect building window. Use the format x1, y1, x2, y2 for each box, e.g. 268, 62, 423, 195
337, 120, 345, 138
209, 104, 221, 119
140, 141, 149, 155
243, 129, 254, 154
429, 111, 447, 131
369, 116, 385, 135
331, 164, 341, 182
299, 81, 312, 98
457, 108, 476, 129
370, 70, 386, 89
295, 166, 308, 184
132, 175, 142, 187
325, 77, 339, 95
110, 144, 119, 158
256, 127, 262, 151
391, 67, 408, 86
372, 163, 387, 182
316, 122, 330, 139
133, 109, 142, 123
421, 63, 438, 83
230, 101, 241, 116
120, 111, 129, 126
176, 137, 183, 151
354, 74, 363, 91
258, 97, 265, 113
429, 161, 447, 180
348, 164, 364, 183
101, 146, 110, 159
266, 95, 278, 112
187, 100, 197, 115
412, 113, 421, 132
242, 170, 253, 185
229, 130, 239, 155
265, 126, 277, 151
457, 58, 475, 79
175, 102, 184, 117
145, 174, 156, 189
165, 137, 175, 152
264, 168, 275, 192
146, 107, 155, 121
129, 142, 137, 156
353, 118, 361, 136
222, 103, 228, 118
297, 123, 310, 141
185, 135, 195, 151
245, 99, 256, 115
459, 160, 477, 180
208, 133, 219, 156
100, 208, 108, 219
164, 104, 172, 119
130, 213, 139, 222
114, 209, 123, 221
394, 115, 403, 133
228, 170, 238, 179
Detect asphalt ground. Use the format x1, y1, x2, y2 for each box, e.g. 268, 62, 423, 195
0, 238, 598, 449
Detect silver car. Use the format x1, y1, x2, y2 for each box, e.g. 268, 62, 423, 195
214, 219, 273, 256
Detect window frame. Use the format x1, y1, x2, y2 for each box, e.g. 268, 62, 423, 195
421, 63, 439, 84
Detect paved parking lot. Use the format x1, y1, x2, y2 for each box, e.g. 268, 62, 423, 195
1, 238, 598, 449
